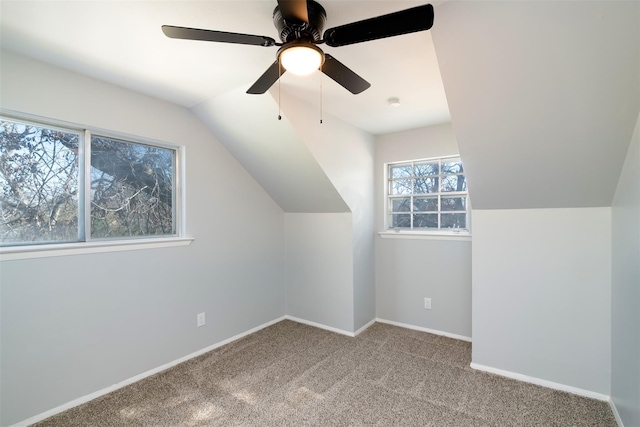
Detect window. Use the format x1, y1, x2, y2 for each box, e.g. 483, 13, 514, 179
90, 135, 175, 239
0, 116, 180, 247
387, 156, 469, 232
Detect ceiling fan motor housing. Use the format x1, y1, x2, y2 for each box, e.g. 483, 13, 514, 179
273, 0, 327, 43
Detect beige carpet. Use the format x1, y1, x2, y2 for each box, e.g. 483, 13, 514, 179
34, 320, 616, 426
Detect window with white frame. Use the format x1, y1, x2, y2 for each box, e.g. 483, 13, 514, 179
387, 156, 468, 232
0, 116, 179, 247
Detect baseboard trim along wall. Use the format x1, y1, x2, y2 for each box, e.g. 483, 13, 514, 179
608, 398, 625, 427
354, 318, 377, 337
284, 315, 356, 337
9, 316, 288, 427
470, 362, 610, 402
283, 316, 378, 337
376, 318, 473, 342
11, 316, 463, 427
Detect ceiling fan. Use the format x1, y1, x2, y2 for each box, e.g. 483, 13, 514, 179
162, 0, 434, 95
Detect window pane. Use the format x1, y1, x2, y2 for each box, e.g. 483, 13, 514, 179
390, 179, 412, 195
390, 164, 411, 179
414, 176, 438, 194
390, 197, 411, 212
413, 197, 438, 212
442, 158, 463, 174
441, 196, 466, 212
0, 119, 80, 245
90, 136, 175, 238
440, 175, 466, 192
414, 162, 439, 177
387, 156, 469, 232
441, 213, 467, 229
413, 213, 438, 228
390, 213, 411, 228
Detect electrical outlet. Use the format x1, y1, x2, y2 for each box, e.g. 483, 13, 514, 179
424, 298, 432, 310
197, 312, 205, 327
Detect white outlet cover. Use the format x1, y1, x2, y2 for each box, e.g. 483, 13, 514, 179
197, 312, 205, 327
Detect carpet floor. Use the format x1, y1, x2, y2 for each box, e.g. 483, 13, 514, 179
34, 320, 616, 426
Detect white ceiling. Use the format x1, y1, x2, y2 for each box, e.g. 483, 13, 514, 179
5, 1, 637, 211
0, 0, 450, 135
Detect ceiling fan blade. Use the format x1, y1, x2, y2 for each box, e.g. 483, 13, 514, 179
162, 25, 276, 47
321, 54, 370, 94
247, 61, 287, 94
323, 4, 434, 47
277, 0, 309, 24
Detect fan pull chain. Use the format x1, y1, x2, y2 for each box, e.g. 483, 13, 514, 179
320, 67, 323, 124
278, 59, 282, 121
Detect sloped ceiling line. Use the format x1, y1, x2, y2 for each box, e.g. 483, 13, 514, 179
191, 86, 349, 213
431, 0, 640, 210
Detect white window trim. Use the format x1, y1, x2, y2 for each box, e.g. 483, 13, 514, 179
383, 154, 471, 239
377, 230, 471, 241
0, 237, 194, 261
0, 110, 191, 257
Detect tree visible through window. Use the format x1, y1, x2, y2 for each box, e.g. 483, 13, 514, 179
0, 121, 80, 244
0, 117, 177, 246
387, 156, 468, 231
90, 136, 174, 238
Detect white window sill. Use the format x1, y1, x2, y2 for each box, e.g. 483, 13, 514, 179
0, 237, 194, 261
378, 231, 472, 241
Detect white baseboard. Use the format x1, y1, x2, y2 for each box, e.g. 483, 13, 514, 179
284, 316, 377, 337
10, 315, 380, 426
375, 318, 472, 342
9, 315, 287, 427
284, 315, 355, 337
12, 316, 615, 427
470, 362, 610, 402
354, 318, 377, 336
608, 398, 624, 427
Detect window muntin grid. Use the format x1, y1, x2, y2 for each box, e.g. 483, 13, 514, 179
387, 156, 468, 231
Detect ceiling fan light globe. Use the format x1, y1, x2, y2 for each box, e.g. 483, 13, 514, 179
280, 46, 323, 76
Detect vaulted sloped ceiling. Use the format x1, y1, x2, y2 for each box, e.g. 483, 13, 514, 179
192, 87, 349, 213
432, 1, 640, 210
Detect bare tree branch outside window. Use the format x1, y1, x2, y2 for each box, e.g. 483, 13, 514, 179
0, 120, 79, 245
387, 157, 468, 231
0, 118, 177, 246
90, 136, 174, 239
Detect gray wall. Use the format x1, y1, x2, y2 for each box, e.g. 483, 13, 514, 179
472, 208, 612, 395
284, 213, 354, 332
282, 94, 376, 333
375, 124, 472, 338
611, 112, 640, 425
430, 0, 639, 399
195, 86, 376, 335
0, 50, 286, 426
